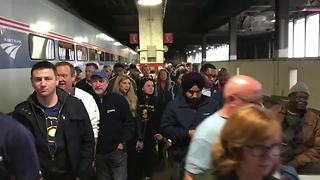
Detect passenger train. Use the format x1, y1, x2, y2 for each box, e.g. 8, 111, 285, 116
0, 0, 137, 113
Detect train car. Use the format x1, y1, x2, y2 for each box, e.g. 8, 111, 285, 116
0, 0, 137, 113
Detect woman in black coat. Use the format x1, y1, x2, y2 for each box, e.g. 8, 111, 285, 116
136, 78, 163, 180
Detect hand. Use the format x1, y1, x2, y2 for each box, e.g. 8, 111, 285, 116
165, 138, 172, 148
154, 133, 163, 141
188, 129, 196, 139
117, 143, 124, 150
136, 140, 144, 150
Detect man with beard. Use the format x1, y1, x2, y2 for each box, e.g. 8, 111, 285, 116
160, 72, 219, 180
90, 70, 134, 180
272, 82, 320, 174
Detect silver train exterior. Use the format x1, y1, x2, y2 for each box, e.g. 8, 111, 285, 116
0, 0, 137, 113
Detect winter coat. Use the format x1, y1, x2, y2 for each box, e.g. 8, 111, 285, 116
12, 88, 95, 180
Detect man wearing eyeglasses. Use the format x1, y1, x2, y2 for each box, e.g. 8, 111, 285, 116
272, 82, 320, 175
200, 64, 224, 108
184, 75, 263, 180
160, 72, 219, 180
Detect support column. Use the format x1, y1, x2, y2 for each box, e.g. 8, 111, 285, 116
137, 4, 164, 64
275, 0, 289, 58
229, 17, 237, 60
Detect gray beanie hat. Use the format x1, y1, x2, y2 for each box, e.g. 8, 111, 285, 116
288, 82, 310, 96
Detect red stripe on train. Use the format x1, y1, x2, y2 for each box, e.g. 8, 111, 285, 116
0, 17, 29, 28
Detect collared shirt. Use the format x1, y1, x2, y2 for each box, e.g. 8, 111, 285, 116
202, 88, 211, 97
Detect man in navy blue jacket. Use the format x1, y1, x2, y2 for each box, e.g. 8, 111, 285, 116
0, 113, 41, 180
160, 72, 219, 180
91, 70, 134, 180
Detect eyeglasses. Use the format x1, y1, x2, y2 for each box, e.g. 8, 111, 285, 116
245, 143, 283, 157
204, 73, 217, 79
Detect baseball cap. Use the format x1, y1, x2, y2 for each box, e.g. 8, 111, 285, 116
91, 70, 109, 80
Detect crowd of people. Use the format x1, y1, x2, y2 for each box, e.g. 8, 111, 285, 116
1, 61, 320, 180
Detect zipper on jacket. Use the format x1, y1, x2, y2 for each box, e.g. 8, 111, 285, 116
33, 102, 65, 161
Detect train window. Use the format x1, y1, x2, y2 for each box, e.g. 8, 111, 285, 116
110, 54, 114, 61
89, 49, 99, 61
105, 53, 110, 61
58, 41, 75, 60
76, 45, 88, 61
99, 51, 105, 61
29, 34, 55, 60
113, 55, 119, 62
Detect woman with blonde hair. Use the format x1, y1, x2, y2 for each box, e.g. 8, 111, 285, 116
197, 104, 283, 180
112, 74, 140, 180
113, 74, 138, 117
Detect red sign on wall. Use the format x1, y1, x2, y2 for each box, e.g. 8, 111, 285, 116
130, 33, 139, 44
164, 33, 173, 43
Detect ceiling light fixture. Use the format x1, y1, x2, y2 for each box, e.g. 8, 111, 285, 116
137, 0, 162, 6
113, 42, 122, 46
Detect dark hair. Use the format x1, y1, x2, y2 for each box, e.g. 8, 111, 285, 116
140, 77, 155, 96
176, 69, 187, 80
129, 64, 137, 69
55, 62, 75, 77
186, 62, 192, 67
86, 63, 99, 70
113, 62, 125, 69
200, 63, 216, 73
31, 61, 56, 78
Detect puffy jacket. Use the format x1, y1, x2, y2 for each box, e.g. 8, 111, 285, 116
12, 88, 95, 180
74, 88, 100, 139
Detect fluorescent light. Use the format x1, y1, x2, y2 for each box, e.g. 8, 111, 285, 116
138, 0, 162, 6
96, 33, 114, 41
30, 21, 53, 33
113, 42, 122, 46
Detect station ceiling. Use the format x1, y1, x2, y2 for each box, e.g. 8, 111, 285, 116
52, 0, 310, 60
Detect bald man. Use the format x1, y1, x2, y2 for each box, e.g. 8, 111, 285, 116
184, 75, 263, 179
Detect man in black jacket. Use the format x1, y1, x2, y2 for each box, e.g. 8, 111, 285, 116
76, 62, 98, 96
12, 61, 95, 180
91, 70, 134, 180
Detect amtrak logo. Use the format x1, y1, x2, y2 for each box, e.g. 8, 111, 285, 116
0, 42, 21, 59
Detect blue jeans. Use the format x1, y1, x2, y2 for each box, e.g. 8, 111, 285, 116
96, 149, 127, 180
